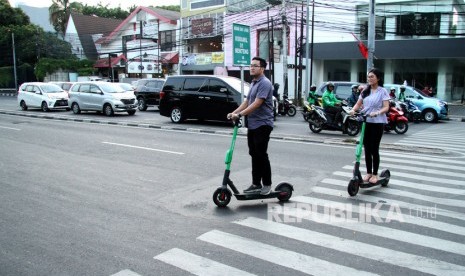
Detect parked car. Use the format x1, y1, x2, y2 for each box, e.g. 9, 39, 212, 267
48, 81, 74, 94
385, 84, 448, 122
68, 81, 138, 116
17, 82, 70, 112
117, 83, 135, 93
159, 75, 249, 123
316, 81, 361, 101
134, 78, 165, 111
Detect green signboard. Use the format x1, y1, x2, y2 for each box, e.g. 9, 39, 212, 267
232, 23, 250, 67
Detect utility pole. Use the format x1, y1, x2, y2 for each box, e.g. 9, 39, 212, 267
281, 0, 288, 97
12, 33, 18, 91
367, 0, 376, 72
304, 0, 310, 95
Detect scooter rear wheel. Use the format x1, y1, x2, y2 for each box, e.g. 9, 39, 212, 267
213, 188, 232, 207
287, 106, 297, 117
348, 179, 359, 196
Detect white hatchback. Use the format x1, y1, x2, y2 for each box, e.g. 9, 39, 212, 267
18, 82, 70, 112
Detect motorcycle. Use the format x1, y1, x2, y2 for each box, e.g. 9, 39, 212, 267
302, 96, 320, 122
398, 99, 421, 123
384, 100, 409, 134
308, 101, 360, 136
277, 94, 297, 117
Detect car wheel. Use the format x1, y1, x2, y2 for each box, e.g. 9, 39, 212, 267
41, 101, 49, 112
127, 110, 136, 115
72, 103, 81, 114
423, 109, 438, 123
137, 97, 147, 111
20, 100, 28, 111
103, 104, 114, 116
170, 106, 184, 123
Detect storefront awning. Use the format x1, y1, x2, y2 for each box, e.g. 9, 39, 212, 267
161, 52, 179, 64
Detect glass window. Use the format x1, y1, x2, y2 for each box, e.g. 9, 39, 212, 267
164, 78, 184, 91
41, 84, 63, 93
208, 79, 226, 93
335, 84, 353, 100
183, 78, 206, 92
79, 84, 90, 93
396, 13, 440, 36
147, 81, 158, 88
90, 85, 101, 93
70, 84, 80, 92
160, 30, 176, 51
191, 0, 224, 10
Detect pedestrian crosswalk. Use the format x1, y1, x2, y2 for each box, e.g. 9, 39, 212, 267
394, 122, 465, 154
113, 141, 465, 275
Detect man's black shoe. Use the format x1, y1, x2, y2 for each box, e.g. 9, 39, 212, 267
243, 184, 261, 193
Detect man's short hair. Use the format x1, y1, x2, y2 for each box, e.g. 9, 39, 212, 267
252, 57, 267, 68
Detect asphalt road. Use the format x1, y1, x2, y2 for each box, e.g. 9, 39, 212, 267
1, 96, 464, 276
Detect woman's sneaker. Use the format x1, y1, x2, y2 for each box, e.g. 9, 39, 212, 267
243, 184, 261, 193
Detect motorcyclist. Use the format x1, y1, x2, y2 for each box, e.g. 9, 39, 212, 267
389, 87, 396, 99
346, 84, 360, 107
398, 85, 406, 102
307, 84, 319, 106
322, 82, 342, 125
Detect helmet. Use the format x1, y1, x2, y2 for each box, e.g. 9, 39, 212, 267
390, 87, 396, 91
326, 82, 334, 88
310, 84, 317, 89
400, 85, 405, 89
351, 84, 358, 90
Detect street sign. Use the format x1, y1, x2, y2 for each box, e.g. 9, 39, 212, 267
233, 23, 250, 67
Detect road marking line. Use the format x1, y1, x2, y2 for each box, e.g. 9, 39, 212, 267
110, 269, 142, 276
102, 142, 184, 155
395, 142, 465, 152
0, 125, 20, 131
235, 217, 465, 276
309, 186, 465, 222
379, 151, 465, 164
293, 194, 465, 236
198, 230, 378, 276
154, 248, 256, 276
335, 169, 465, 186
343, 164, 465, 180
329, 174, 465, 196
273, 197, 465, 256
379, 157, 465, 171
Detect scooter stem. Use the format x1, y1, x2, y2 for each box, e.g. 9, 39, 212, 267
355, 121, 366, 163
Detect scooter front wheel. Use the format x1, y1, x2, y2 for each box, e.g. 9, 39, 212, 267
213, 188, 232, 207
347, 179, 359, 196
380, 169, 391, 187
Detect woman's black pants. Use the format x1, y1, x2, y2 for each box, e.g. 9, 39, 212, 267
363, 123, 384, 175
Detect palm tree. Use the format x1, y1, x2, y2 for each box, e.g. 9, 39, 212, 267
49, 0, 82, 35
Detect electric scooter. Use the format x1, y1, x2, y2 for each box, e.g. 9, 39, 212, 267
347, 113, 390, 196
212, 119, 293, 207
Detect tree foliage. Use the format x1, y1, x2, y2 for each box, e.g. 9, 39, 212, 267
35, 58, 94, 80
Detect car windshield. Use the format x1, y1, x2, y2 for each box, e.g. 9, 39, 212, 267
41, 84, 64, 93
118, 83, 133, 91
99, 83, 126, 93
223, 77, 250, 95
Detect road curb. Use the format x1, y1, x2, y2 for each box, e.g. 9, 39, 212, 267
0, 109, 448, 155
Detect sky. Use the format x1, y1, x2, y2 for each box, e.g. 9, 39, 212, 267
9, 0, 181, 10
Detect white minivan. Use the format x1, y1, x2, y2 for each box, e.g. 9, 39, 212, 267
17, 82, 70, 112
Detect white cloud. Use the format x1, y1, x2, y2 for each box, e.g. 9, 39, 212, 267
9, 0, 180, 10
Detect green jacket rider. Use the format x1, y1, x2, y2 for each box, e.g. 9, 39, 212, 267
322, 85, 341, 108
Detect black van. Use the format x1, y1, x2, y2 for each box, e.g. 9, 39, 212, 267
159, 75, 249, 123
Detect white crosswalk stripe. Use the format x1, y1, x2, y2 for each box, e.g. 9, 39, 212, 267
394, 123, 465, 153
122, 133, 465, 275
154, 248, 256, 276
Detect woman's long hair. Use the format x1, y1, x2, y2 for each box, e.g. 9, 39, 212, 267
362, 68, 384, 99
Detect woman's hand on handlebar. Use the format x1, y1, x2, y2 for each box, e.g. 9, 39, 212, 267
227, 113, 240, 120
